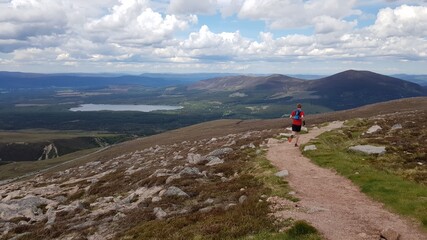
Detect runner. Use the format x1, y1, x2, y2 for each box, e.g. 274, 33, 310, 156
288, 103, 304, 147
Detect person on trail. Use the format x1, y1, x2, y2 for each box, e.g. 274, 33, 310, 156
288, 103, 304, 147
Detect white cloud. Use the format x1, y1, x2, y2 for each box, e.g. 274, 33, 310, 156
168, 0, 216, 15
86, 0, 197, 46
314, 16, 357, 34
237, 0, 360, 29
0, 1, 426, 74
0, 0, 67, 52
369, 5, 427, 38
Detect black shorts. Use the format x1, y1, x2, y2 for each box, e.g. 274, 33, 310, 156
292, 124, 302, 132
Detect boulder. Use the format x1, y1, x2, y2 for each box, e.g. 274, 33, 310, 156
239, 195, 248, 204
380, 228, 400, 240
208, 148, 233, 157
275, 170, 289, 177
161, 186, 189, 198
206, 156, 224, 166
153, 207, 167, 220
349, 145, 386, 155
187, 153, 206, 165
303, 145, 317, 151
0, 195, 57, 221
179, 167, 202, 176
366, 125, 382, 134
390, 124, 402, 131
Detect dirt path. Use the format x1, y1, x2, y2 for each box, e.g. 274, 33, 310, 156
267, 121, 427, 240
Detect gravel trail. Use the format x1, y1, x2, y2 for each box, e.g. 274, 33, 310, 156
267, 121, 426, 240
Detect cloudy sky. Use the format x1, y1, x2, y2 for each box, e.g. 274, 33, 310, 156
0, 0, 426, 74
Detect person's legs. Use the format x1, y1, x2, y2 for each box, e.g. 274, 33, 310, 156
293, 125, 301, 147
294, 132, 300, 146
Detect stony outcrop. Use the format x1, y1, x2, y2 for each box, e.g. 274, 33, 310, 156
38, 143, 59, 160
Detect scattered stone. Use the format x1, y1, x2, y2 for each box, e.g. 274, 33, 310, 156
208, 148, 233, 157
390, 124, 403, 131
113, 212, 126, 222
122, 193, 139, 204
161, 186, 189, 198
199, 206, 214, 213
380, 228, 400, 240
349, 145, 386, 155
153, 207, 167, 220
303, 145, 317, 151
45, 208, 56, 226
166, 174, 182, 184
366, 125, 382, 134
187, 153, 206, 165
206, 156, 224, 166
239, 195, 248, 204
179, 167, 202, 176
204, 198, 215, 205
275, 170, 289, 177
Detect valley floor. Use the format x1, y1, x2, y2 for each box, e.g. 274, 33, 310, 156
267, 122, 427, 240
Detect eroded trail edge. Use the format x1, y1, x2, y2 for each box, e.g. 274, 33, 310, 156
266, 121, 426, 240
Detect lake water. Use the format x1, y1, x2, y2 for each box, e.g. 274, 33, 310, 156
69, 104, 183, 112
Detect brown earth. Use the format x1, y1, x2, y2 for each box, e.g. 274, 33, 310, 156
267, 121, 427, 240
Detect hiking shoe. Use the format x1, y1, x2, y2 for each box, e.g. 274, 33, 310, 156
288, 135, 293, 142
294, 143, 298, 147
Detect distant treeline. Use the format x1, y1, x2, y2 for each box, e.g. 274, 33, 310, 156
0, 111, 222, 136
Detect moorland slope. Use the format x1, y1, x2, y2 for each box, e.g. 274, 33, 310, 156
0, 97, 426, 239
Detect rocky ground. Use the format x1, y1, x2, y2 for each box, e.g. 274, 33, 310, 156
0, 128, 277, 239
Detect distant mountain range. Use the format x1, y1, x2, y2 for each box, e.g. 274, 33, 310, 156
189, 70, 427, 110
1, 70, 426, 111
0, 72, 236, 89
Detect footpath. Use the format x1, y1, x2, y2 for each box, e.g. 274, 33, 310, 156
267, 121, 426, 240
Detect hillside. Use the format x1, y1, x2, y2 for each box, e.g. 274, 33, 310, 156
309, 70, 427, 110
187, 70, 427, 111
188, 74, 305, 92
0, 97, 426, 239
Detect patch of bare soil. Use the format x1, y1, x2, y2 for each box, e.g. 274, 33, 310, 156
267, 121, 427, 240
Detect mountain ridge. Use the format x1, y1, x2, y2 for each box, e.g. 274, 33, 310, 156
188, 70, 427, 110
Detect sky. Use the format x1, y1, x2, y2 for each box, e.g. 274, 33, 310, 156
0, 0, 426, 75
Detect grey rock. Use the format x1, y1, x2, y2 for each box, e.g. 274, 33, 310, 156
239, 195, 248, 204
366, 125, 382, 134
113, 212, 126, 222
179, 167, 202, 176
154, 207, 167, 220
0, 195, 56, 221
166, 174, 182, 184
349, 145, 386, 155
122, 193, 139, 204
206, 156, 224, 166
161, 186, 189, 198
204, 198, 215, 205
275, 170, 289, 177
69, 220, 96, 230
391, 124, 403, 131
208, 148, 233, 157
45, 208, 56, 226
303, 145, 317, 151
187, 153, 207, 165
199, 206, 214, 213
380, 228, 400, 240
